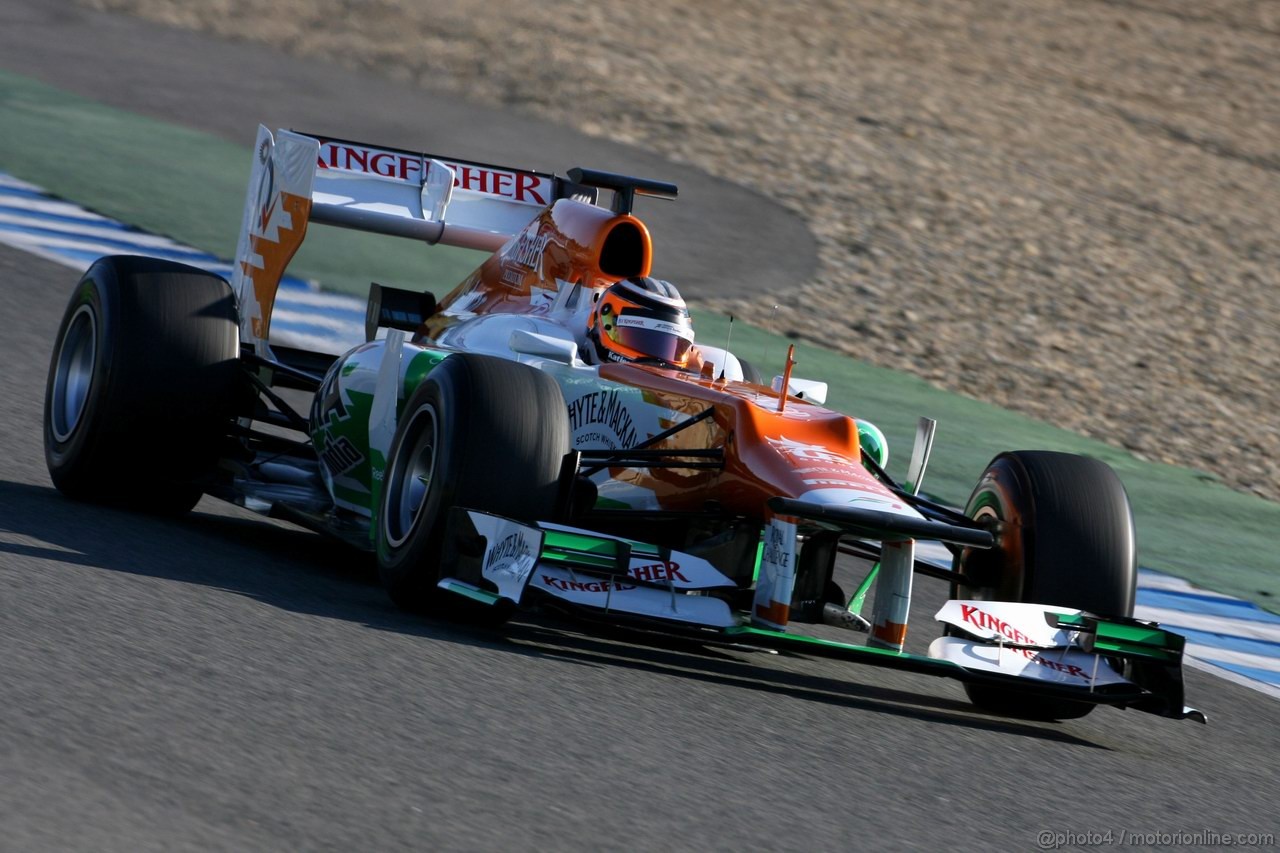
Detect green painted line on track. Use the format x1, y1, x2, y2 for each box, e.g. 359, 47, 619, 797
3, 67, 1276, 610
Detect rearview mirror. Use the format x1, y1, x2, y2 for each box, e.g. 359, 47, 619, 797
772, 375, 828, 405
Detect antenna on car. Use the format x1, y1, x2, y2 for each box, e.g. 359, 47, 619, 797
763, 303, 780, 370
719, 314, 735, 381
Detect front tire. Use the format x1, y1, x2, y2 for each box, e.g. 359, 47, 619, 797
43, 255, 242, 512
952, 451, 1137, 721
376, 354, 570, 621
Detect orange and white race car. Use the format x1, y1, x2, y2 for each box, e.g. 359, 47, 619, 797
43, 127, 1204, 724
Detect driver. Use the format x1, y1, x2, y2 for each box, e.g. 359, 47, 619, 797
587, 276, 698, 369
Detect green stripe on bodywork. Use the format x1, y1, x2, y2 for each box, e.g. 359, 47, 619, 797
540, 528, 661, 572
847, 563, 880, 616
540, 550, 618, 571
542, 529, 660, 557
541, 529, 625, 571
722, 626, 1152, 708
1057, 614, 1185, 663
724, 625, 962, 670
403, 349, 450, 401
543, 530, 621, 556
438, 579, 502, 605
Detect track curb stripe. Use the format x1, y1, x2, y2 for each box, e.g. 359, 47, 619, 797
0, 170, 364, 351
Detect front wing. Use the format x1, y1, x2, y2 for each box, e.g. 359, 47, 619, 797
436, 509, 1205, 723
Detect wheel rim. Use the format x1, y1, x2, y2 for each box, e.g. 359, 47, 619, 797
964, 504, 1002, 601
50, 304, 97, 443
382, 403, 439, 548
960, 476, 1025, 603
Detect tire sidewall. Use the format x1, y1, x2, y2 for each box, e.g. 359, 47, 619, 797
376, 371, 464, 594
43, 255, 241, 507
374, 353, 570, 612
952, 456, 1029, 602
44, 267, 121, 491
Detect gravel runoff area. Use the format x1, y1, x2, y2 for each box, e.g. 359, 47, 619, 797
85, 0, 1280, 501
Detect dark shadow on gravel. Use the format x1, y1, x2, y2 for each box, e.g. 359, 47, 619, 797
0, 478, 1104, 749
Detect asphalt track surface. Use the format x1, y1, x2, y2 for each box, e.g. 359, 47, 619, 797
2, 4, 1279, 852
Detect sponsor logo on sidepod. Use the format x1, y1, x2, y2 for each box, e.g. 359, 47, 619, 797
567, 390, 639, 451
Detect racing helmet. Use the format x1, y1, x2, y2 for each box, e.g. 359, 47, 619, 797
588, 277, 695, 367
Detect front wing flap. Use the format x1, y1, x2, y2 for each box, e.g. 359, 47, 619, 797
438, 509, 737, 626
933, 599, 1203, 721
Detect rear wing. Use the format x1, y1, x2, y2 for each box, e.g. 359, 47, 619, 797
230, 126, 598, 348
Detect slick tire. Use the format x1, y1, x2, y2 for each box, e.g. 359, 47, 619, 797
376, 353, 570, 622
44, 255, 243, 513
951, 451, 1137, 721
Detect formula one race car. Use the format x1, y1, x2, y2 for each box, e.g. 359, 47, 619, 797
43, 127, 1204, 724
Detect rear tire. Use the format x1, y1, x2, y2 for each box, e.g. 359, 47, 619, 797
952, 451, 1137, 721
43, 255, 242, 512
376, 354, 569, 622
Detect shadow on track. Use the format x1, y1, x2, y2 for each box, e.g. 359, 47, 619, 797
0, 478, 1104, 749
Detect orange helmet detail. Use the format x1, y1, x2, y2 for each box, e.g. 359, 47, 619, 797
589, 277, 694, 367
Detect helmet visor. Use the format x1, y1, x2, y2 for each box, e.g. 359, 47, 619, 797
612, 312, 694, 364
